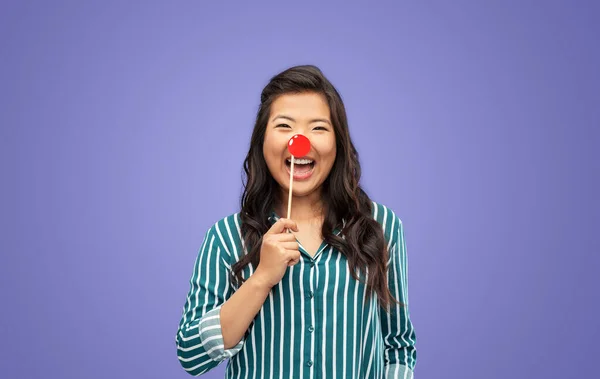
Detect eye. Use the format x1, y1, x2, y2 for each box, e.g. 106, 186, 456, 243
314, 126, 328, 131
275, 123, 291, 129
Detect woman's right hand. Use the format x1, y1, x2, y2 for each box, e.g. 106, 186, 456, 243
253, 218, 301, 289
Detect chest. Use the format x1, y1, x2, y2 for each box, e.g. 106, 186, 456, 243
293, 222, 324, 257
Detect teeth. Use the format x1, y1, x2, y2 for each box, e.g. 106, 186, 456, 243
287, 158, 314, 164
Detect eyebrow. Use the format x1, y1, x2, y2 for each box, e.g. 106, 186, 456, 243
272, 115, 331, 125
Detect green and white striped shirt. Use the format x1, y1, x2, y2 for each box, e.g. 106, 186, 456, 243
176, 201, 417, 378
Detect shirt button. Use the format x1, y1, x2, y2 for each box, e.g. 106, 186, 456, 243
308, 290, 314, 298
308, 325, 314, 332
307, 360, 313, 367
310, 261, 315, 267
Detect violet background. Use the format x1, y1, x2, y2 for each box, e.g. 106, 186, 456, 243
1, 1, 598, 378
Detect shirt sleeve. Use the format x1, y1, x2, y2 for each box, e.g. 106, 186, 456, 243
175, 226, 244, 376
381, 217, 417, 378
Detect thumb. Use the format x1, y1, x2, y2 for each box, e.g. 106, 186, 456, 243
268, 218, 299, 234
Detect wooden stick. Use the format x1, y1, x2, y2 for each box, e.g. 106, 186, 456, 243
286, 156, 294, 233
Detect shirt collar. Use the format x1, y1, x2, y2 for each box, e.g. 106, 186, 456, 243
268, 209, 344, 236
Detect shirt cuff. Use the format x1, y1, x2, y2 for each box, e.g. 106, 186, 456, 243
198, 305, 244, 361
386, 363, 414, 379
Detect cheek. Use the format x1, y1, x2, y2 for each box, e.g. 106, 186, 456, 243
263, 135, 284, 167
320, 138, 336, 161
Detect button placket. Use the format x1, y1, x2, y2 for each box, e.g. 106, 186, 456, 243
306, 257, 317, 370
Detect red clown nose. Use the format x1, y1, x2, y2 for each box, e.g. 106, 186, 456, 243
287, 134, 311, 157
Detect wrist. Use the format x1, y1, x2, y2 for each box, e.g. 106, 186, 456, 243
249, 270, 273, 292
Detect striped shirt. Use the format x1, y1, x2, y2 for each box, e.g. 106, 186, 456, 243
176, 201, 417, 378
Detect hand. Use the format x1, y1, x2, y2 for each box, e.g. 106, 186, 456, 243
253, 218, 300, 289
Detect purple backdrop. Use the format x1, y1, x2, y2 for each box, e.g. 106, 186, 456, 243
1, 1, 598, 378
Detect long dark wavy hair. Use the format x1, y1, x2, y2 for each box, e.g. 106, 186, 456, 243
233, 65, 401, 311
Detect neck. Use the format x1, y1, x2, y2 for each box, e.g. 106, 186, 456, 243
276, 188, 324, 223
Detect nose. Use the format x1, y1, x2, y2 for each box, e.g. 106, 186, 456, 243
288, 134, 311, 157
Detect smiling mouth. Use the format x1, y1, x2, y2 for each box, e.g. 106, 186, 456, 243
286, 158, 315, 169
285, 157, 316, 178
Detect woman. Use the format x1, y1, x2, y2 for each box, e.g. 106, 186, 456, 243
176, 65, 417, 378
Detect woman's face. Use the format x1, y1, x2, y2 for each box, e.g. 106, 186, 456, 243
263, 92, 337, 199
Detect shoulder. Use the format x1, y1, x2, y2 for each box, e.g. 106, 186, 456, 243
205, 212, 244, 262
370, 200, 404, 248
209, 212, 242, 237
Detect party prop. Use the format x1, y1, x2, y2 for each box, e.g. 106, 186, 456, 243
286, 134, 311, 223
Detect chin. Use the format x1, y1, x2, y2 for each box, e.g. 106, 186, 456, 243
291, 184, 322, 197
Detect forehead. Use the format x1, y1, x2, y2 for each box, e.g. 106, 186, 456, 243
269, 92, 330, 120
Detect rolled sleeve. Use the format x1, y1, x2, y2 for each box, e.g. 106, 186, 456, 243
199, 305, 244, 361
386, 363, 414, 379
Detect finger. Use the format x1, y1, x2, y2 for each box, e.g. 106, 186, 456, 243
271, 233, 299, 242
267, 218, 299, 234
279, 241, 300, 250
284, 249, 301, 261
287, 254, 301, 265
288, 259, 300, 266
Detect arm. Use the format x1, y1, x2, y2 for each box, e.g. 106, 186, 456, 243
175, 227, 248, 376
220, 271, 271, 349
381, 217, 417, 378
